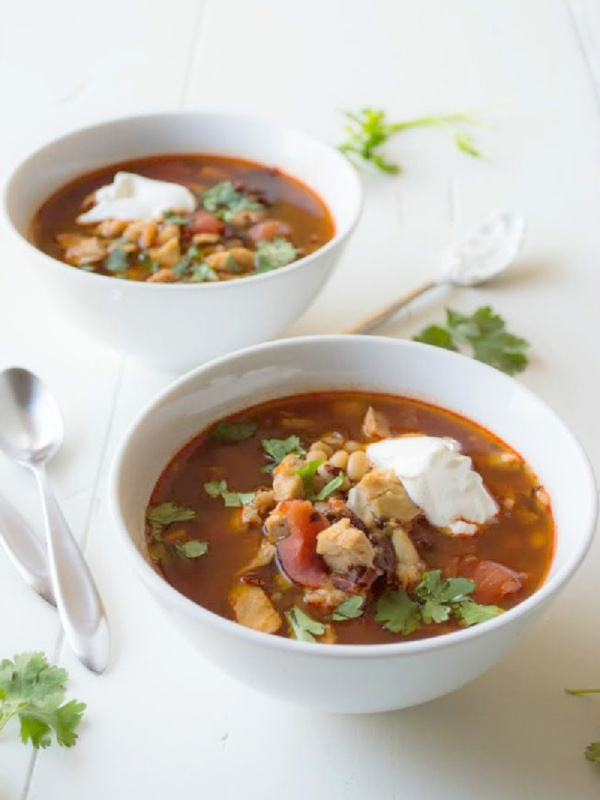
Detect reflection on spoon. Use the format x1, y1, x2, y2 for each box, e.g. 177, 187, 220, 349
344, 210, 526, 335
0, 368, 110, 674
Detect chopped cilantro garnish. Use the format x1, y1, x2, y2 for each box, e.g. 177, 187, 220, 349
189, 263, 219, 282
285, 606, 326, 642
374, 588, 421, 634
204, 480, 255, 508
174, 540, 208, 559
338, 107, 480, 174
201, 181, 263, 223
331, 596, 364, 621
315, 472, 345, 501
261, 435, 306, 472
415, 570, 476, 624
0, 652, 85, 749
146, 501, 196, 539
210, 420, 257, 442
162, 210, 190, 226
413, 306, 529, 375
254, 238, 298, 272
295, 460, 324, 500
104, 247, 128, 273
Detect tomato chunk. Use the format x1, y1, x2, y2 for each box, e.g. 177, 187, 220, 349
276, 500, 329, 588
248, 219, 291, 242
447, 555, 527, 605
188, 210, 224, 235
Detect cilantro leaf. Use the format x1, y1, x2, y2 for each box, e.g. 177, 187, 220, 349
285, 606, 326, 642
338, 107, 480, 174
261, 435, 306, 472
204, 480, 255, 508
255, 238, 298, 272
201, 181, 263, 222
295, 460, 324, 500
162, 210, 190, 226
104, 247, 128, 274
0, 652, 85, 749
374, 588, 421, 634
456, 599, 503, 626
585, 743, 600, 763
413, 305, 529, 375
210, 420, 257, 442
189, 263, 219, 282
315, 472, 345, 501
174, 540, 208, 559
146, 501, 196, 539
331, 595, 364, 621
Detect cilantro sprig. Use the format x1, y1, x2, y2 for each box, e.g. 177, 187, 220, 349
565, 688, 600, 763
413, 306, 529, 375
338, 107, 480, 174
374, 570, 503, 635
204, 480, 255, 508
0, 652, 85, 749
330, 595, 364, 621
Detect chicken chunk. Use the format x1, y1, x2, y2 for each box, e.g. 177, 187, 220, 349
362, 406, 391, 439
272, 454, 305, 501
264, 505, 291, 542
303, 584, 350, 611
238, 539, 276, 574
347, 468, 421, 527
57, 234, 107, 265
241, 489, 276, 526
390, 525, 425, 588
316, 518, 375, 573
229, 584, 282, 634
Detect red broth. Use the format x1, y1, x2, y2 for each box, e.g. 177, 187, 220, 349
145, 392, 555, 645
31, 154, 335, 283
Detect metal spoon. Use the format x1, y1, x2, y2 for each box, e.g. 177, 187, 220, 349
0, 368, 110, 674
0, 491, 56, 606
344, 210, 526, 334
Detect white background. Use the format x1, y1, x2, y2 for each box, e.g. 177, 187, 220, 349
1, 1, 599, 797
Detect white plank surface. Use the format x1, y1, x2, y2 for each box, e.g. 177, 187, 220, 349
1, 0, 599, 797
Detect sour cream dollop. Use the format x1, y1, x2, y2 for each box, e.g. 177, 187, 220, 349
77, 172, 196, 223
366, 436, 498, 535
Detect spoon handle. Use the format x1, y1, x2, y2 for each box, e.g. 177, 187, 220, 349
341, 280, 438, 335
34, 466, 110, 674
0, 492, 56, 606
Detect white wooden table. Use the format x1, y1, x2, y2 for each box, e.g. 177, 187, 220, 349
1, 1, 599, 797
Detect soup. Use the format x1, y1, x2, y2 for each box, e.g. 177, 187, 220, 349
31, 154, 335, 283
145, 392, 555, 645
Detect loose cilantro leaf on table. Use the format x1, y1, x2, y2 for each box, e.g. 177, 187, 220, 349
204, 479, 255, 508
413, 306, 529, 375
565, 688, 600, 763
285, 606, 326, 642
331, 595, 364, 621
261, 435, 306, 472
201, 181, 263, 222
255, 238, 298, 272
0, 652, 85, 749
338, 107, 480, 174
210, 420, 257, 442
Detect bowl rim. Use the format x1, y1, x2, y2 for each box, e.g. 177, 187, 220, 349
0, 109, 363, 292
108, 334, 599, 659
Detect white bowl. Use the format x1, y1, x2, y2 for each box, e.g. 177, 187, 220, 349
109, 336, 598, 713
0, 113, 362, 372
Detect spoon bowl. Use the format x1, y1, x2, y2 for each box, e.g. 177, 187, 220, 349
0, 367, 110, 673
